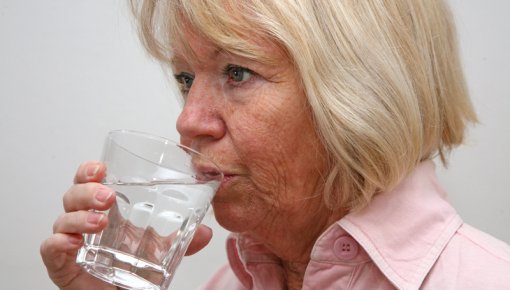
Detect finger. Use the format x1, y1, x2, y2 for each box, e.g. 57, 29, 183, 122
63, 183, 115, 212
185, 225, 212, 256
40, 233, 83, 271
74, 161, 106, 184
53, 211, 109, 234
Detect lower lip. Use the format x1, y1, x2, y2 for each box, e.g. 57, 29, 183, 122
220, 175, 235, 188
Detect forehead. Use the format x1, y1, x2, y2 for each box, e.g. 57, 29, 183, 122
170, 25, 289, 69
170, 27, 222, 66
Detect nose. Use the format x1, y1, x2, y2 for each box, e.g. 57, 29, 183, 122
176, 77, 226, 147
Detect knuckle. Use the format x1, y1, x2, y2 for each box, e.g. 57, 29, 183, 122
63, 183, 100, 212
39, 239, 49, 257
40, 235, 59, 259
62, 186, 80, 212
73, 163, 87, 183
52, 213, 65, 233
62, 188, 72, 211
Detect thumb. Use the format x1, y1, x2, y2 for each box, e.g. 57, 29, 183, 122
185, 225, 213, 256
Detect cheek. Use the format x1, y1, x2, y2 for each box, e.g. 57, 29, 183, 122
228, 102, 322, 198
229, 107, 287, 181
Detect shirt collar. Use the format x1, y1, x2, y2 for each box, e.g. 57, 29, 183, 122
226, 160, 463, 289
338, 160, 463, 289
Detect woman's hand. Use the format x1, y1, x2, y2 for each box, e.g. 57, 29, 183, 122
40, 161, 213, 290
40, 161, 116, 290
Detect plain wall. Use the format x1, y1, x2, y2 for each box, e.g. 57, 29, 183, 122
0, 1, 508, 289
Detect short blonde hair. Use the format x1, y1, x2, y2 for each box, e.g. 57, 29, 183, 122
131, 0, 477, 210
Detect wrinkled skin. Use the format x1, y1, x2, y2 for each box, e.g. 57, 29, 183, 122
41, 26, 344, 290
173, 28, 345, 289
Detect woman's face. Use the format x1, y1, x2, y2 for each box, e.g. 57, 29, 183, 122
173, 28, 329, 237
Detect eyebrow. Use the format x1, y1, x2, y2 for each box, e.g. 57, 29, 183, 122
171, 47, 225, 68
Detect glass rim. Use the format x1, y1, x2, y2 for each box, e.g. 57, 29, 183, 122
106, 129, 223, 181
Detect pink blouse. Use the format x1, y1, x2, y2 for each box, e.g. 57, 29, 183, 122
199, 161, 510, 289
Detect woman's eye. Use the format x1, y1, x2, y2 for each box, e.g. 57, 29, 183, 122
174, 72, 194, 93
224, 65, 253, 84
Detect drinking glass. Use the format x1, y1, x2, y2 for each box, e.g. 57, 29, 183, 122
76, 130, 223, 290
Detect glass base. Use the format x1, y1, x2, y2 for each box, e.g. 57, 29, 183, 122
81, 263, 159, 290
77, 246, 167, 290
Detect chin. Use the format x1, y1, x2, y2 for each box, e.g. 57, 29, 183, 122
211, 201, 255, 233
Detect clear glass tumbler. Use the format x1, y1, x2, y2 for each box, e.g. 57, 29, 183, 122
76, 130, 223, 290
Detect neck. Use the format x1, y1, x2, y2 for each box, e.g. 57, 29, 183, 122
248, 203, 347, 288
283, 260, 308, 290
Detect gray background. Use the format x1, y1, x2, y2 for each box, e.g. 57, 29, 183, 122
0, 0, 508, 289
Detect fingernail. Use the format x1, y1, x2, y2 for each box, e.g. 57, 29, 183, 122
86, 165, 100, 178
87, 212, 105, 225
68, 235, 82, 245
95, 187, 113, 202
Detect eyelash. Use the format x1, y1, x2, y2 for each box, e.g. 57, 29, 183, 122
173, 64, 255, 94
174, 72, 194, 94
222, 64, 255, 86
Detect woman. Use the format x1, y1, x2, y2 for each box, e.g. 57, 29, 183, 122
41, 0, 510, 289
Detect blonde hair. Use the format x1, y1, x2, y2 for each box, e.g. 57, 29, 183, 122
131, 0, 477, 210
